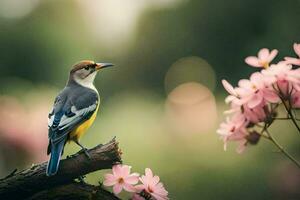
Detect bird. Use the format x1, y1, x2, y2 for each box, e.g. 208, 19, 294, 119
46, 60, 113, 176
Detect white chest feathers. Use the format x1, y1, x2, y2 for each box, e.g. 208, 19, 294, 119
73, 72, 98, 92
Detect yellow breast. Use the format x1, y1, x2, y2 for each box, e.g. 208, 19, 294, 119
69, 104, 99, 141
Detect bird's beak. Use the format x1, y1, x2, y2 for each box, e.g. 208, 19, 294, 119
95, 63, 114, 71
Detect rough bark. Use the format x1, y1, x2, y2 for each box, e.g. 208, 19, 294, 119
0, 138, 121, 200
26, 182, 121, 200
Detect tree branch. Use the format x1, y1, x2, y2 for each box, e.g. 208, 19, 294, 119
0, 138, 121, 200
26, 182, 121, 200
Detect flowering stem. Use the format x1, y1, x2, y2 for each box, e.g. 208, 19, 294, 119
264, 128, 300, 168
280, 97, 300, 135
273, 117, 300, 121
258, 124, 270, 139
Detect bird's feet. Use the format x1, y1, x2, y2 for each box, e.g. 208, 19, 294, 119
75, 141, 91, 159
79, 148, 91, 159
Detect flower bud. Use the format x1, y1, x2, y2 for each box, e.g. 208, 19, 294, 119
246, 131, 261, 145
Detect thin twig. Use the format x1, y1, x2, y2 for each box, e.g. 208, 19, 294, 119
280, 96, 300, 135
273, 117, 300, 121
272, 117, 290, 120
264, 128, 300, 168
258, 124, 270, 139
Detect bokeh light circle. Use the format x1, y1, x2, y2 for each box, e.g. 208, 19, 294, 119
165, 82, 217, 135
0, 0, 40, 19
164, 56, 216, 94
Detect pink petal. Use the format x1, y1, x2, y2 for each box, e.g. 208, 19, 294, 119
292, 92, 300, 108
238, 79, 252, 90
216, 128, 226, 136
227, 131, 247, 141
293, 83, 300, 92
120, 165, 131, 177
263, 89, 280, 103
139, 176, 147, 186
223, 107, 240, 114
236, 139, 247, 154
277, 80, 290, 96
232, 114, 246, 129
238, 94, 252, 105
103, 174, 117, 186
247, 94, 263, 108
151, 193, 169, 200
293, 43, 300, 57
250, 72, 264, 88
258, 48, 270, 60
135, 184, 145, 192
267, 49, 278, 62
154, 183, 168, 195
145, 168, 153, 178
222, 80, 237, 95
277, 60, 289, 65
252, 106, 266, 121
151, 175, 160, 186
284, 57, 300, 66
223, 139, 228, 151
125, 174, 139, 184
113, 183, 123, 195
263, 75, 276, 85
245, 111, 259, 123
112, 165, 122, 176
289, 68, 300, 78
245, 56, 261, 67
123, 183, 137, 193
225, 95, 236, 104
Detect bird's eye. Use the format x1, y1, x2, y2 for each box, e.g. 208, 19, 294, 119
84, 66, 89, 70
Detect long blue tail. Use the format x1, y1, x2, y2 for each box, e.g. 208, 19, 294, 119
46, 140, 65, 176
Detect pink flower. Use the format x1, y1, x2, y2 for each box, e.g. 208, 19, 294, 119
245, 48, 278, 68
236, 139, 248, 154
237, 72, 279, 108
104, 164, 139, 195
291, 91, 300, 108
219, 44, 300, 155
284, 43, 300, 66
217, 113, 248, 152
222, 79, 241, 105
0, 96, 49, 162
243, 104, 268, 123
262, 63, 300, 96
135, 168, 169, 200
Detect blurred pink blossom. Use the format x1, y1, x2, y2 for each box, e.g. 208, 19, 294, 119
219, 43, 300, 153
222, 79, 242, 106
103, 164, 139, 195
222, 73, 279, 109
217, 113, 247, 152
245, 48, 278, 68
284, 43, 300, 66
0, 96, 49, 162
291, 91, 300, 108
243, 104, 268, 123
237, 72, 279, 108
135, 168, 169, 200
262, 63, 300, 96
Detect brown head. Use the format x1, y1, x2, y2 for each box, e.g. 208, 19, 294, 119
69, 60, 113, 87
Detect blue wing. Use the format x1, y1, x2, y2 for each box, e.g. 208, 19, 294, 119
46, 86, 98, 176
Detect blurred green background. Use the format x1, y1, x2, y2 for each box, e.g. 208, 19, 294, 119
1, 0, 300, 199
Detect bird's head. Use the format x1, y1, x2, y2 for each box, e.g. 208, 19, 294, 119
69, 60, 113, 87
